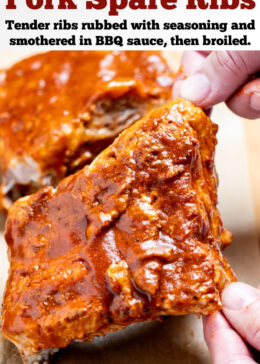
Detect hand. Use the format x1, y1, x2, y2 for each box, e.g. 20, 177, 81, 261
203, 282, 260, 363
172, 51, 260, 119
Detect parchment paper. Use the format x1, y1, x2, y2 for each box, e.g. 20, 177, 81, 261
0, 52, 259, 364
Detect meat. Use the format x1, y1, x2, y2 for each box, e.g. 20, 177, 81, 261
0, 50, 174, 210
2, 99, 235, 363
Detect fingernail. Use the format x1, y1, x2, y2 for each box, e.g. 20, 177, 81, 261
250, 92, 260, 111
222, 282, 260, 310
180, 73, 211, 103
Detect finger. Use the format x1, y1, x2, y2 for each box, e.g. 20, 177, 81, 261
178, 51, 260, 110
181, 51, 209, 76
173, 51, 208, 98
203, 312, 255, 364
222, 282, 260, 351
226, 78, 260, 119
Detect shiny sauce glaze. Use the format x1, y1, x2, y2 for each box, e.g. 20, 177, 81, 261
0, 51, 174, 183
2, 100, 235, 357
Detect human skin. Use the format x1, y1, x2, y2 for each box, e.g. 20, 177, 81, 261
173, 50, 260, 363
204, 283, 260, 364
172, 51, 260, 119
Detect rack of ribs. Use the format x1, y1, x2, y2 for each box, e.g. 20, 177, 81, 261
2, 99, 235, 363
0, 51, 174, 210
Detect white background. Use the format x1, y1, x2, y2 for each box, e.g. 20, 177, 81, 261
0, 0, 259, 50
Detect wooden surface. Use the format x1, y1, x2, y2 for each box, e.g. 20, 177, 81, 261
244, 119, 260, 241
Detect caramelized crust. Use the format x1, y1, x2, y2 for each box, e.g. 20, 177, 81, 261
0, 50, 174, 209
2, 99, 235, 362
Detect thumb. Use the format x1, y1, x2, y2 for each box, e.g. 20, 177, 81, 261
178, 51, 260, 109
222, 282, 260, 351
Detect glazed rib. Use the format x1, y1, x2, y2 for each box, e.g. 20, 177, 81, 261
2, 99, 235, 363
0, 51, 174, 209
